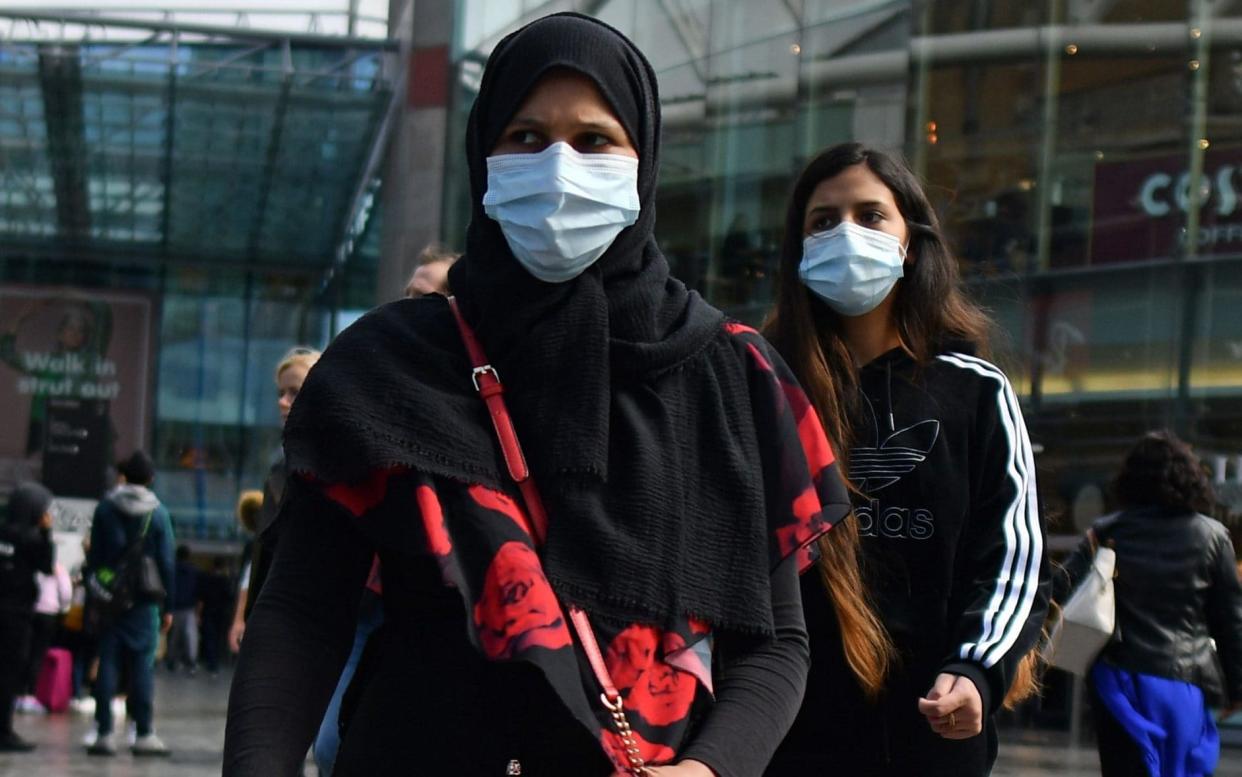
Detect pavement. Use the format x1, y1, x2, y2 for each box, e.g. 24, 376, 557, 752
0, 668, 1238, 776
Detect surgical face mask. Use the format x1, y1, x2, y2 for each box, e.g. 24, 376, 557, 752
798, 222, 907, 317
483, 142, 641, 283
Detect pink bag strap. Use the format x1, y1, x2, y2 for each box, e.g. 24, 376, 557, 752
447, 297, 646, 774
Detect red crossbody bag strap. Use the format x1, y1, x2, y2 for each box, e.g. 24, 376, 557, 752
446, 297, 648, 775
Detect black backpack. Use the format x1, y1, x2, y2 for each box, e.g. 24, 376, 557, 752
84, 511, 165, 633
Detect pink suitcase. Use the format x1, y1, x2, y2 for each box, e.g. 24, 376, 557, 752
35, 647, 72, 713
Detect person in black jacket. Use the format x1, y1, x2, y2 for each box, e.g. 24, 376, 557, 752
765, 142, 1051, 776
1058, 431, 1242, 777
0, 482, 55, 752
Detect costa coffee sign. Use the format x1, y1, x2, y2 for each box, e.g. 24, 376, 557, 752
1090, 146, 1242, 264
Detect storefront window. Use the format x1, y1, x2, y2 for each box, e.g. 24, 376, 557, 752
443, 0, 1242, 635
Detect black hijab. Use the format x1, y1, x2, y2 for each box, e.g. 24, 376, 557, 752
286, 14, 785, 633
449, 12, 721, 481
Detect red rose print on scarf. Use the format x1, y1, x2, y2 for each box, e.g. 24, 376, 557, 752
468, 484, 537, 540
626, 660, 696, 727
472, 542, 571, 659
604, 625, 699, 727
323, 467, 402, 517
416, 484, 452, 557
604, 625, 658, 691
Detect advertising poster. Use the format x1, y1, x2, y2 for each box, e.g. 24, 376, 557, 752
0, 285, 153, 501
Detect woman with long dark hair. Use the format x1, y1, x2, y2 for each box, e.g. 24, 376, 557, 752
1059, 431, 1241, 777
224, 16, 890, 776
764, 142, 1049, 776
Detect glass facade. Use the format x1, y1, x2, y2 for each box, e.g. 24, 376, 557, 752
444, 0, 1242, 538
0, 24, 392, 542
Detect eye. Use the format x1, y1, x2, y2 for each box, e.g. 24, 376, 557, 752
577, 132, 612, 151
807, 214, 838, 234
510, 129, 543, 147
860, 210, 886, 225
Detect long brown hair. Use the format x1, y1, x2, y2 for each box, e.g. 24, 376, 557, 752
765, 143, 1014, 700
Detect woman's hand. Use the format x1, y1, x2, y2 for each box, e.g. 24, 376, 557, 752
917, 672, 983, 739
228, 618, 246, 653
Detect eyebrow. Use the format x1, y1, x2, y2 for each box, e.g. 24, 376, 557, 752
806, 200, 891, 215
506, 116, 625, 134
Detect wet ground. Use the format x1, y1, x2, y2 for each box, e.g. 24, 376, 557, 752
1, 668, 1238, 775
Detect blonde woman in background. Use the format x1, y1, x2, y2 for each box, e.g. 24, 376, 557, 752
228, 348, 320, 653
228, 490, 263, 654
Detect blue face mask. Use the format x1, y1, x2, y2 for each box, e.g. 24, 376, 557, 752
798, 222, 907, 317
483, 142, 641, 283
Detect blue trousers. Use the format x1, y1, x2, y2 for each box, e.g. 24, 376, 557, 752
313, 593, 384, 776
93, 606, 158, 737
1091, 663, 1219, 777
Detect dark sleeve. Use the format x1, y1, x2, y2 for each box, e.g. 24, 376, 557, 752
86, 505, 105, 571
223, 479, 373, 776
1206, 526, 1242, 703
679, 555, 809, 777
155, 511, 176, 612
940, 368, 1049, 714
24, 526, 54, 575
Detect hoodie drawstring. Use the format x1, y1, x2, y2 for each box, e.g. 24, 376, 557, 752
885, 359, 895, 433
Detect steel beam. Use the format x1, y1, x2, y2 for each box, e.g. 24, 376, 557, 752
36, 44, 90, 244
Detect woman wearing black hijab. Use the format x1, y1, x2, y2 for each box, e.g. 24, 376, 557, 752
0, 482, 55, 752
225, 14, 880, 776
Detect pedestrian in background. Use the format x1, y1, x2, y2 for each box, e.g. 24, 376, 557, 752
225, 13, 882, 776
16, 560, 71, 713
64, 535, 97, 712
403, 243, 458, 299
228, 347, 320, 654
86, 451, 175, 757
228, 490, 262, 654
765, 142, 1049, 776
0, 482, 55, 752
1058, 431, 1242, 777
165, 545, 199, 673
198, 557, 232, 676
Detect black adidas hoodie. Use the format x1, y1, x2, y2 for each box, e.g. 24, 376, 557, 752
769, 345, 1050, 777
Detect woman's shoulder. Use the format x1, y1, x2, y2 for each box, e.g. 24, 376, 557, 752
930, 350, 1014, 387
717, 319, 790, 373
326, 295, 457, 355
299, 295, 466, 402
283, 295, 501, 487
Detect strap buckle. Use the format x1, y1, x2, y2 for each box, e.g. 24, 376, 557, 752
471, 364, 499, 391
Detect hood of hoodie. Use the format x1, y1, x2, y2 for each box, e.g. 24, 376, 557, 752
108, 483, 161, 516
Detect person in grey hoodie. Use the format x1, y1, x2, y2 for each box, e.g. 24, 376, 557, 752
0, 482, 55, 752
85, 451, 174, 757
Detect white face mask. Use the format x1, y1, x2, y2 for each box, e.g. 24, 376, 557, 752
798, 222, 907, 317
482, 142, 641, 283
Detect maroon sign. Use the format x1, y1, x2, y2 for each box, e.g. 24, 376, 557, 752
1091, 146, 1242, 264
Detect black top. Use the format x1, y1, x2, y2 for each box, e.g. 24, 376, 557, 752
242, 459, 286, 621
1060, 507, 1242, 704
770, 347, 1050, 777
226, 320, 852, 775
224, 477, 808, 777
0, 526, 53, 614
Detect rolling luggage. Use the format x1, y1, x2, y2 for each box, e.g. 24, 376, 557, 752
35, 647, 73, 713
